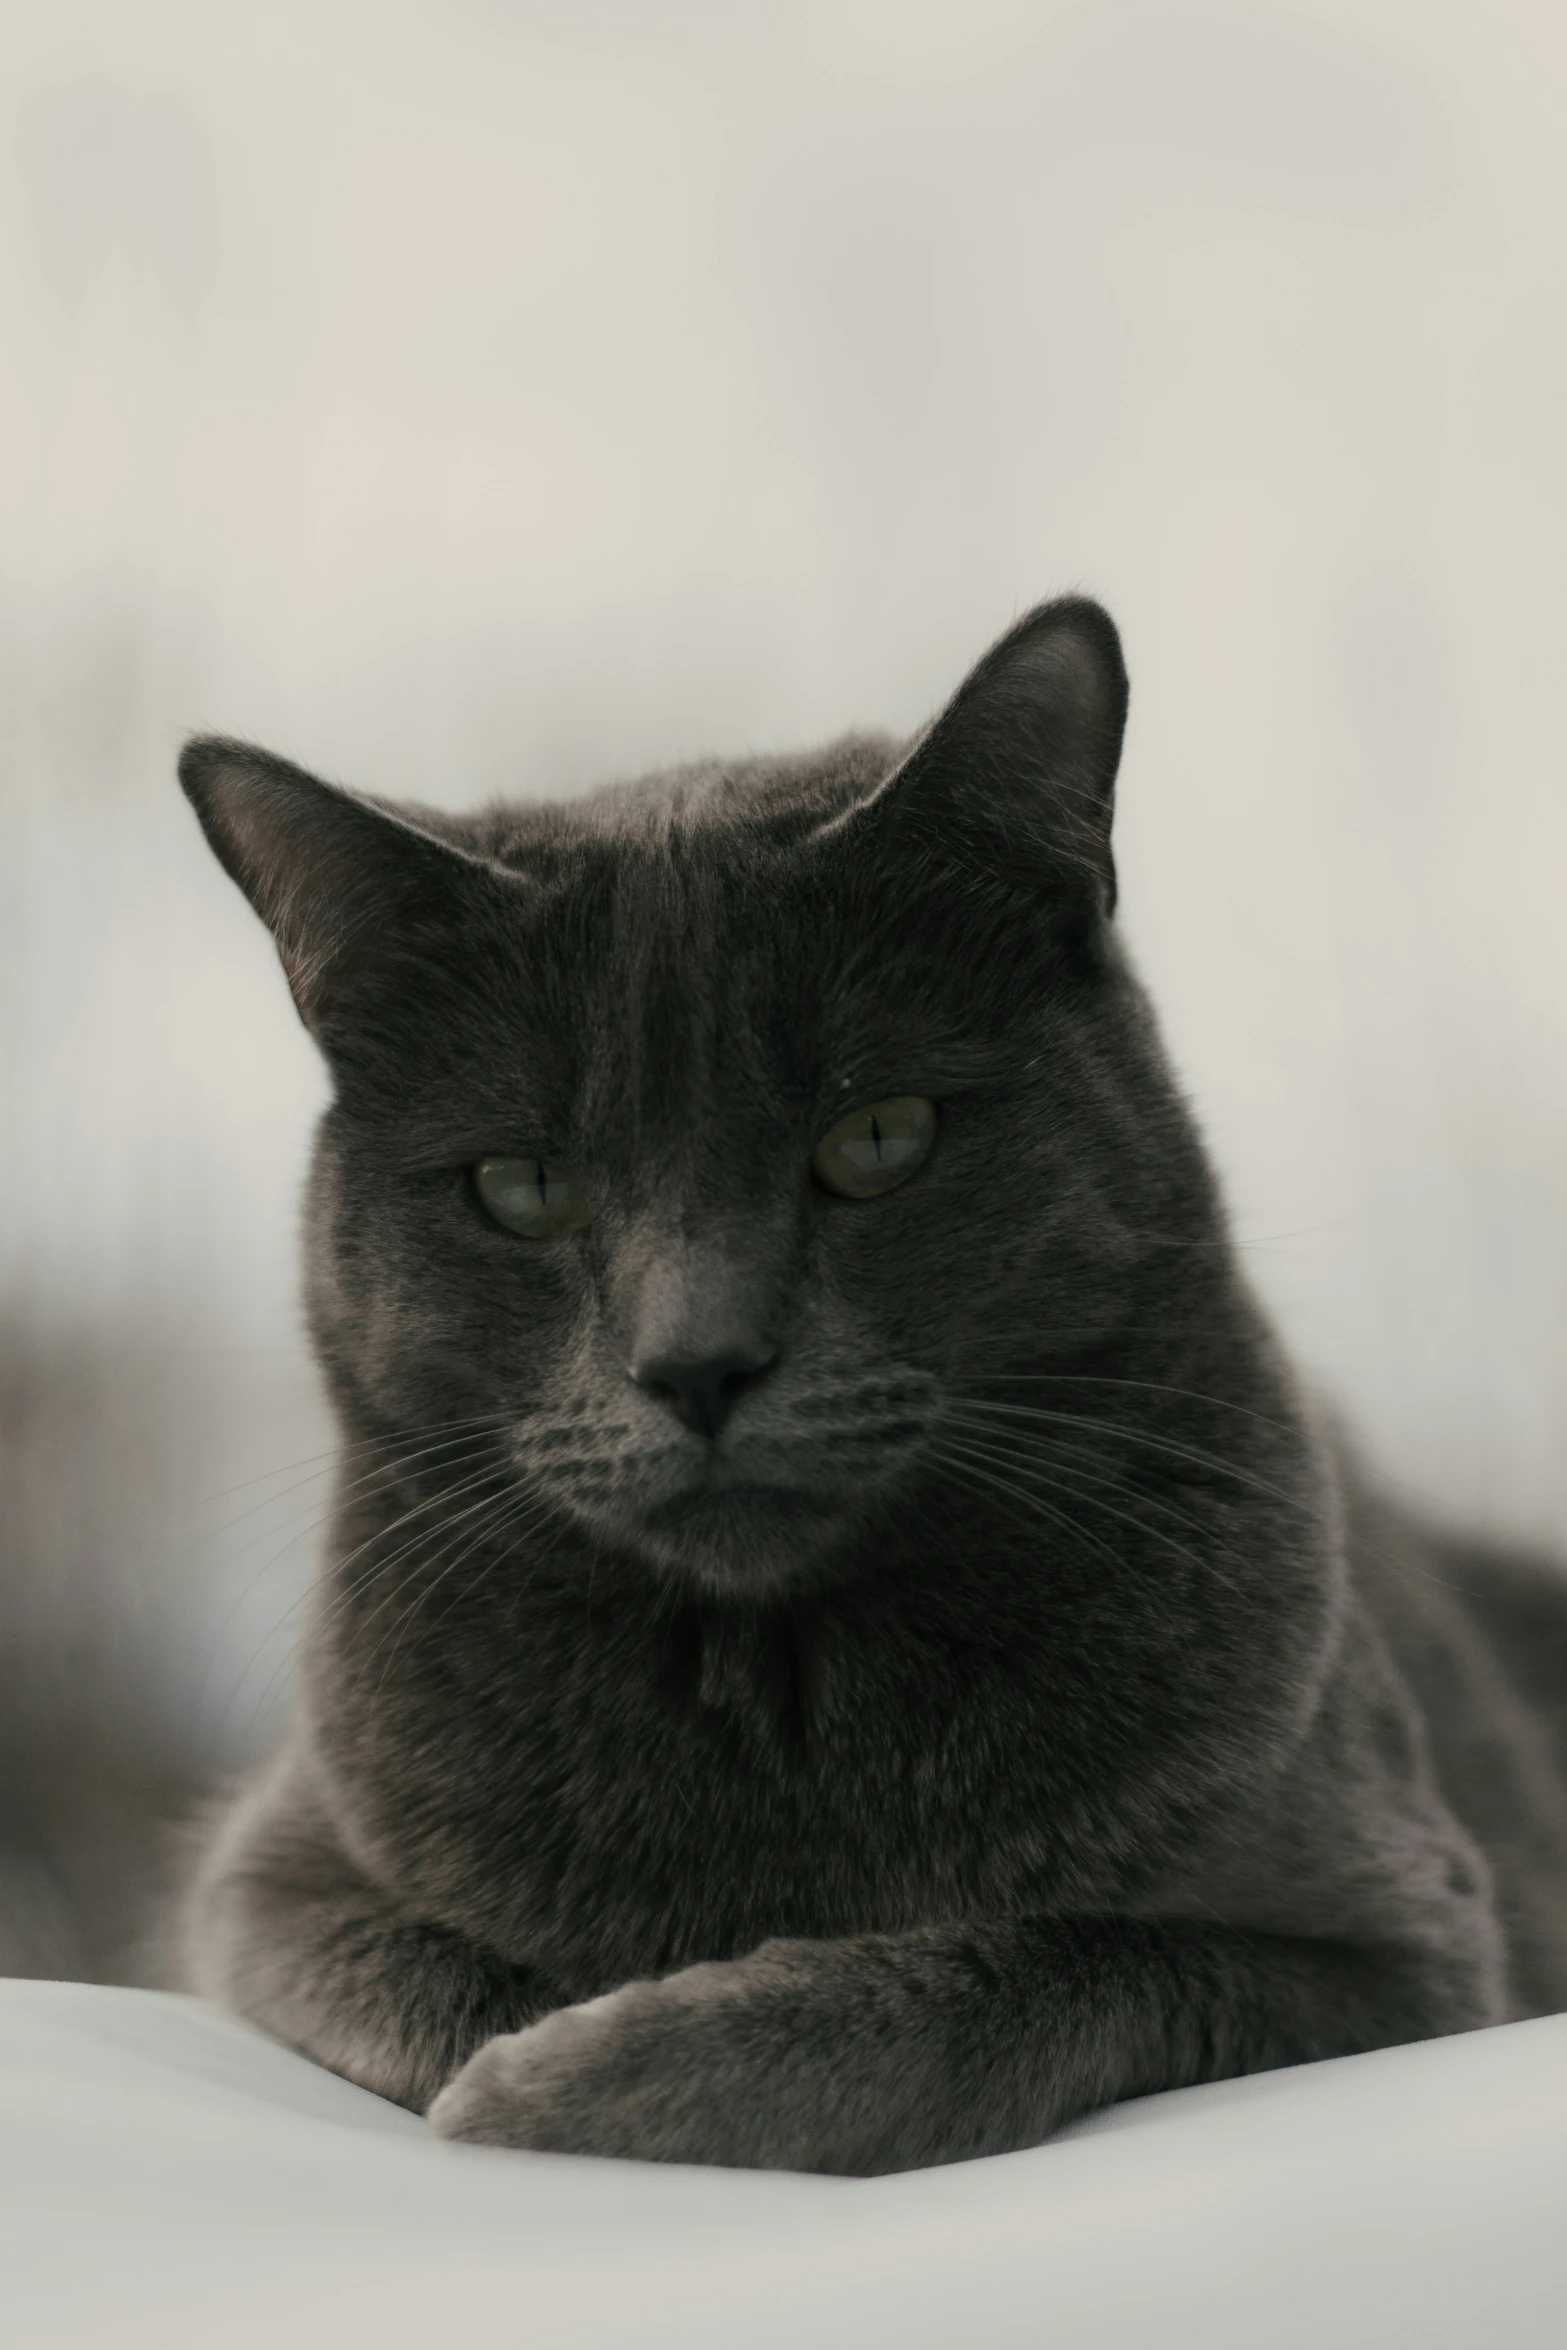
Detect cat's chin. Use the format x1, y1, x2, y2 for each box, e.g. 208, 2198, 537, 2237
618, 1482, 855, 1598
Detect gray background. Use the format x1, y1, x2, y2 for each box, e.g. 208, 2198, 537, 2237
3, 0, 1565, 1972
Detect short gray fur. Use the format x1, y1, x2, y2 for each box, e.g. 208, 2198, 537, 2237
176, 599, 1567, 2172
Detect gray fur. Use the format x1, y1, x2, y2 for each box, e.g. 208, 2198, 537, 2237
176, 598, 1567, 2172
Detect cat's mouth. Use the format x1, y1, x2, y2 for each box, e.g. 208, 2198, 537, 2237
643, 1477, 838, 1529
527, 1439, 898, 1593
625, 1469, 859, 1594
512, 1367, 938, 1589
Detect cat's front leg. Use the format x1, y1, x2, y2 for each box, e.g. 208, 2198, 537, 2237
184, 1746, 561, 2110
427, 1916, 1490, 2173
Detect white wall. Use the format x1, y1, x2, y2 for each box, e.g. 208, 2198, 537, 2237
4, 0, 1565, 1754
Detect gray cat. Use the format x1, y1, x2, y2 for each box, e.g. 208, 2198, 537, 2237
178, 598, 1567, 2172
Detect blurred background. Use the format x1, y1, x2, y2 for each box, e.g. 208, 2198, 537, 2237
3, 0, 1565, 1979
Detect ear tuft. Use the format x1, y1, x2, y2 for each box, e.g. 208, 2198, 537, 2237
179, 735, 486, 1035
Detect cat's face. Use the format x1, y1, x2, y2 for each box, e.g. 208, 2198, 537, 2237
183, 601, 1182, 1598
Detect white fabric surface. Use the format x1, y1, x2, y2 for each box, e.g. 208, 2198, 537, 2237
0, 1979, 1562, 2349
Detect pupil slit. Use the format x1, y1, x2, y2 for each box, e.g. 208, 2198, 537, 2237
870, 1113, 883, 1161
535, 1163, 548, 1207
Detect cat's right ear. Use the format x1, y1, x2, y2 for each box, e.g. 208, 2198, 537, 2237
179, 736, 488, 1039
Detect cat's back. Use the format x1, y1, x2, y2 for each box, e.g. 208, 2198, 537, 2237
1347, 1465, 1567, 2015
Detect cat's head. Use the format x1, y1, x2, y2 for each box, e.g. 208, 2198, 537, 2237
182, 600, 1207, 1599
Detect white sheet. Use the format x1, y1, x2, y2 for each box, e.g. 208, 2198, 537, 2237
1, 1978, 1562, 2349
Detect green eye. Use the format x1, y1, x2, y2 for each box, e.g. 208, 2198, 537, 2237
812, 1096, 937, 1199
473, 1156, 590, 1238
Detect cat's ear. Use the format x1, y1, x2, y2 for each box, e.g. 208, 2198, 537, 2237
179, 736, 491, 1037
850, 597, 1128, 915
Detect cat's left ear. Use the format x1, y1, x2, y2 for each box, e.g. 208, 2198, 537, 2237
849, 597, 1128, 916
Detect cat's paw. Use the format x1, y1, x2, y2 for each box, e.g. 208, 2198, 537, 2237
426, 1961, 767, 2165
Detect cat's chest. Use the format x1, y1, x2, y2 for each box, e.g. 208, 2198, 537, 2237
343, 1592, 1164, 1991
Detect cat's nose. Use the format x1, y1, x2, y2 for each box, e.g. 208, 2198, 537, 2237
631, 1348, 777, 1442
